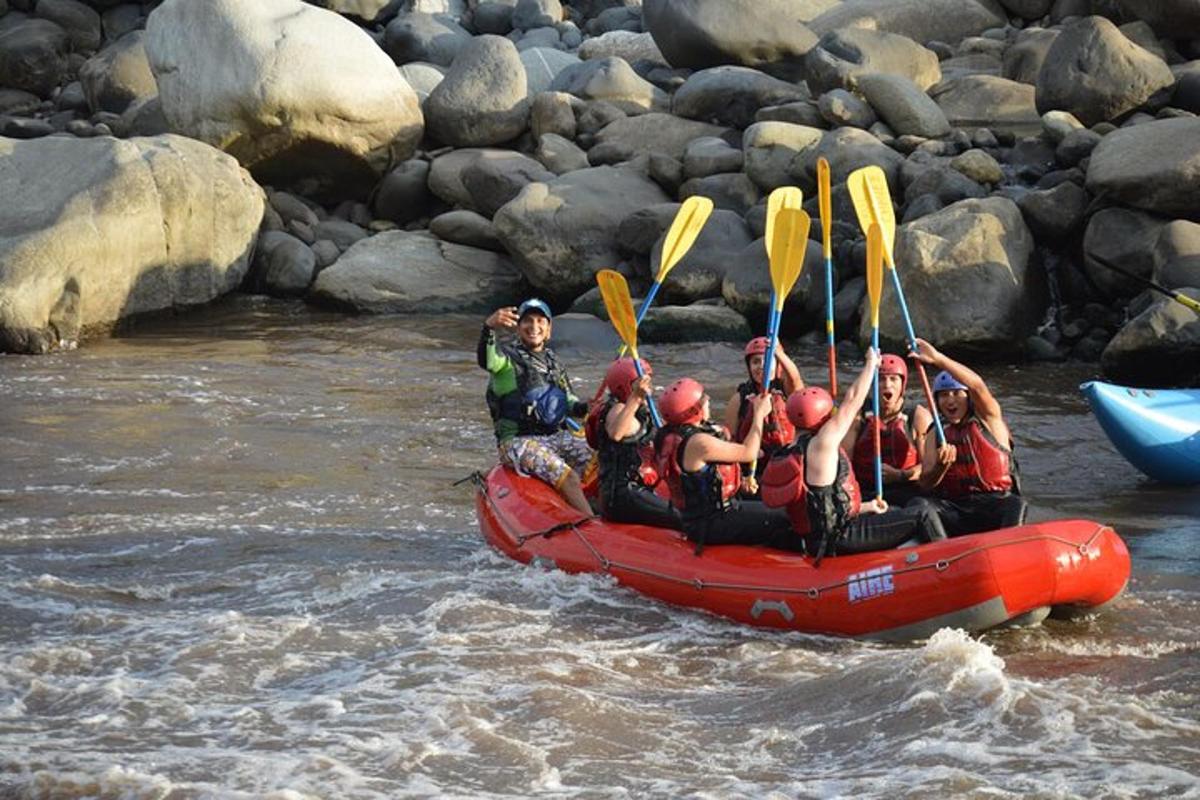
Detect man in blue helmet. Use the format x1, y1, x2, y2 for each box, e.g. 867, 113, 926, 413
478, 299, 594, 514
910, 338, 1026, 536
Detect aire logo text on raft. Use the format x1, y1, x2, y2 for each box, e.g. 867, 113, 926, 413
847, 566, 895, 603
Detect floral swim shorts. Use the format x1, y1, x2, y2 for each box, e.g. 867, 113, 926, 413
499, 430, 595, 489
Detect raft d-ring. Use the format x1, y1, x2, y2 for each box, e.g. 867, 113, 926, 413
599, 557, 612, 571
806, 587, 820, 600
935, 559, 950, 572
692, 578, 705, 590
1077, 543, 1091, 556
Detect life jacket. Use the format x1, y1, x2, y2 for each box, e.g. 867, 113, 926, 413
851, 405, 920, 493
938, 415, 1015, 497
761, 435, 861, 538
593, 397, 660, 505
735, 379, 796, 457
655, 422, 741, 521
485, 342, 573, 436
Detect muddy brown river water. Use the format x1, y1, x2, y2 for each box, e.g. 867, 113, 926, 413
1, 298, 1197, 799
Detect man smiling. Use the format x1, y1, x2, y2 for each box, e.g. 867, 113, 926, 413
478, 299, 594, 514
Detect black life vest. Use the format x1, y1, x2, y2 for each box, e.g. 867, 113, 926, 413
734, 378, 796, 457
761, 435, 862, 539
655, 422, 741, 521
594, 397, 659, 505
485, 342, 573, 436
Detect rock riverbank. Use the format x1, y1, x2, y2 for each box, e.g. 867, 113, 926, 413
1, 0, 1198, 383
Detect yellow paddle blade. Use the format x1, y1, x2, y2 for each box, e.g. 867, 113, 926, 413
866, 223, 884, 327
596, 269, 639, 358
769, 208, 812, 312
817, 158, 832, 258
847, 165, 896, 267
658, 195, 714, 281
765, 186, 803, 259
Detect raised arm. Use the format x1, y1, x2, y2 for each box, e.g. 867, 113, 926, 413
606, 375, 651, 441
683, 395, 772, 470
806, 349, 879, 487
914, 338, 1010, 445
774, 346, 805, 394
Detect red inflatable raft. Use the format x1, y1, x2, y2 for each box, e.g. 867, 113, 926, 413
473, 466, 1131, 641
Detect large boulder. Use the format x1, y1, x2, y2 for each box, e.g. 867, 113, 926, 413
493, 165, 671, 301
35, 0, 102, 54
145, 0, 423, 201
424, 34, 530, 146
860, 197, 1043, 352
808, 0, 1008, 46
1081, 207, 1166, 298
649, 206, 754, 302
639, 303, 753, 343
548, 56, 668, 114
428, 147, 513, 209
0, 135, 263, 354
1100, 290, 1200, 385
932, 75, 1039, 131
589, 112, 733, 163
78, 30, 156, 114
1153, 221, 1200, 292
1035, 16, 1174, 127
578, 31, 666, 65
642, 0, 826, 80
722, 236, 827, 330
1115, 0, 1200, 41
856, 73, 951, 138
460, 151, 555, 218
308, 230, 525, 313
1086, 117, 1200, 221
742, 121, 823, 191
1002, 27, 1059, 85
671, 66, 809, 129
804, 28, 941, 94
520, 47, 580, 95
0, 18, 69, 98
382, 11, 472, 67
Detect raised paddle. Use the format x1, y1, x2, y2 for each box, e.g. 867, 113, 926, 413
762, 186, 804, 388
597, 269, 662, 428
847, 165, 946, 445
818, 157, 838, 398
865, 222, 885, 503
1088, 252, 1200, 315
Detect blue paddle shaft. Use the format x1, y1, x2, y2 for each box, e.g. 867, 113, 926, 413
887, 267, 946, 444
632, 358, 663, 428
634, 281, 662, 327
825, 256, 836, 350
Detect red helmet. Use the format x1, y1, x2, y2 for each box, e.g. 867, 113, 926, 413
744, 337, 770, 358
786, 387, 834, 431
879, 354, 908, 389
605, 357, 651, 402
659, 378, 707, 425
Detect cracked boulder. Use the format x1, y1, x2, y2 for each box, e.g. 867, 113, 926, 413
0, 134, 264, 354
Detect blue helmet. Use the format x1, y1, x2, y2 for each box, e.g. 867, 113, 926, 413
517, 298, 552, 321
932, 370, 968, 393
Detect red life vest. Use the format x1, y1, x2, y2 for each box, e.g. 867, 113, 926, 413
655, 423, 741, 519
735, 380, 796, 456
939, 415, 1014, 497
761, 437, 862, 535
851, 408, 920, 489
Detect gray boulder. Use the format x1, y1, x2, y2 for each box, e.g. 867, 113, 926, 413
722, 235, 827, 329
1002, 27, 1060, 86
639, 303, 753, 343
383, 11, 471, 67
671, 66, 809, 129
0, 134, 263, 354
425, 35, 529, 146
512, 0, 562, 31
373, 159, 433, 225
530, 90, 580, 139
35, 0, 101, 54
1086, 117, 1200, 221
549, 56, 668, 114
642, 206, 754, 302
1035, 16, 1174, 127
578, 31, 666, 65
398, 62, 445, 106
818, 89, 877, 129
857, 72, 951, 138
146, 0, 423, 200
535, 132, 590, 174
101, 5, 144, 44
1153, 220, 1200, 292
741, 121, 824, 191
460, 151, 555, 218
589, 112, 733, 163
932, 75, 1039, 131
680, 173, 760, 214
1016, 180, 1088, 240
520, 47, 580, 95
642, 0, 824, 80
808, 0, 1007, 46
78, 30, 156, 114
1100, 289, 1200, 384
860, 196, 1042, 352
0, 18, 68, 98
247, 231, 316, 297
493, 165, 671, 300
682, 136, 744, 178
320, 0, 397, 24
1082, 207, 1165, 298
805, 28, 941, 94
428, 147, 513, 209
997, 0, 1052, 18
429, 209, 506, 251
1115, 0, 1200, 41
309, 230, 525, 313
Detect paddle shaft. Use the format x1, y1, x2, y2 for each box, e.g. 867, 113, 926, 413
885, 260, 947, 445
1090, 253, 1200, 314
871, 326, 883, 502
825, 255, 838, 398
